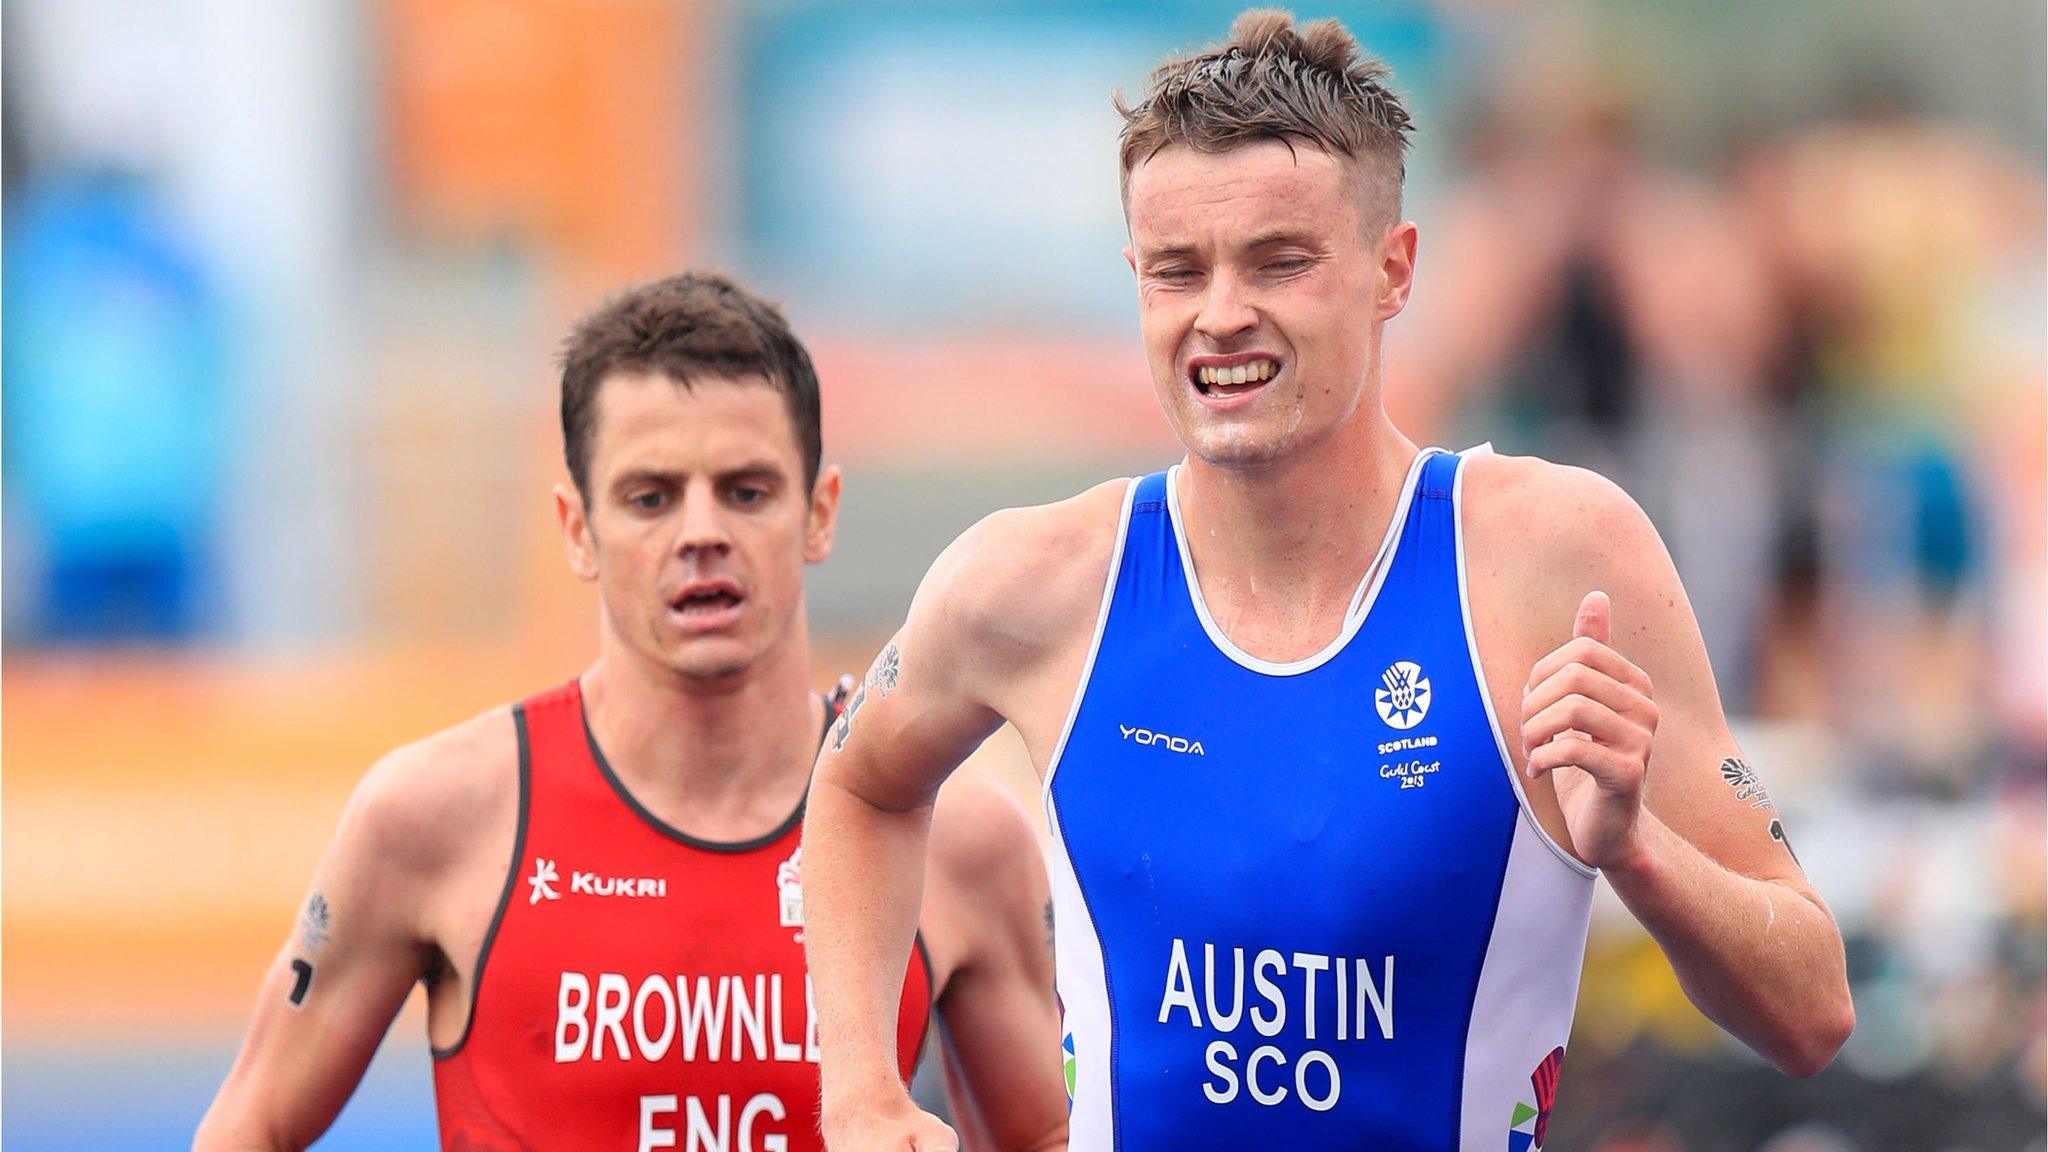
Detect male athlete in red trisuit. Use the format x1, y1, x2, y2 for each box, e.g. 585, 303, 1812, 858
196, 274, 1070, 1152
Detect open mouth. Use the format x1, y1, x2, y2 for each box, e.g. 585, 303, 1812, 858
668, 581, 744, 619
1190, 357, 1280, 399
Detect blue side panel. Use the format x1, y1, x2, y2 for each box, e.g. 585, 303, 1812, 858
1048, 455, 1519, 1148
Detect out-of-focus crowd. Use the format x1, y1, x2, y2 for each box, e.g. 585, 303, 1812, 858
1392, 84, 2044, 1152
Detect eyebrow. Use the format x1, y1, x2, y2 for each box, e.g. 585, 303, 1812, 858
717, 463, 787, 486
1242, 228, 1324, 251
1140, 228, 1324, 264
611, 461, 788, 489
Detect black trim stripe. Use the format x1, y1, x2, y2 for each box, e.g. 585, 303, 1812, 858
432, 704, 532, 1060
579, 695, 807, 854
910, 930, 937, 1074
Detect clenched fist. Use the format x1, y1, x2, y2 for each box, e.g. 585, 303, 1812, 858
821, 1091, 959, 1152
1520, 591, 1659, 870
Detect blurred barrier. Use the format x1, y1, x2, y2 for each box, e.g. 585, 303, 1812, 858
0, 638, 1039, 1039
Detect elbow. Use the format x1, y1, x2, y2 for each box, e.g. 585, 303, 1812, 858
1771, 990, 1855, 1079
191, 1126, 260, 1152
193, 1104, 293, 1152
191, 1111, 238, 1152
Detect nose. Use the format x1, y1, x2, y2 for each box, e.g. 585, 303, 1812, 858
1192, 269, 1259, 344
671, 483, 732, 559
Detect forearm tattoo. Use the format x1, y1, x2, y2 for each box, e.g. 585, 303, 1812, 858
828, 642, 900, 752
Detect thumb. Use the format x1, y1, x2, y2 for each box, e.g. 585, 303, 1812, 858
1573, 590, 1611, 646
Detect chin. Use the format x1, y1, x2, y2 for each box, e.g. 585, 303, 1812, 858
1180, 423, 1299, 470
659, 640, 760, 683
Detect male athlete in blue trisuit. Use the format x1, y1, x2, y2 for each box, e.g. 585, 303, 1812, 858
803, 11, 1854, 1150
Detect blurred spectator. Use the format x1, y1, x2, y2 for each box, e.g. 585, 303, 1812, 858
1427, 64, 2046, 1152
3, 169, 233, 643
1426, 93, 1808, 711
1742, 105, 2045, 796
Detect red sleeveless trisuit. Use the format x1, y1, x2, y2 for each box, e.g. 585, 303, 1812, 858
433, 680, 932, 1151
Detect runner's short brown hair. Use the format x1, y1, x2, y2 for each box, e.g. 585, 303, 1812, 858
559, 272, 822, 497
1116, 8, 1413, 227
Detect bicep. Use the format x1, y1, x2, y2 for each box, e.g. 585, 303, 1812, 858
1621, 533, 1811, 892
927, 796, 1066, 1150
818, 544, 1017, 814
818, 494, 1113, 818
198, 790, 430, 1148
820, 633, 1005, 815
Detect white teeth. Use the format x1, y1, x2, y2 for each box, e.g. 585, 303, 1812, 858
1195, 360, 1277, 388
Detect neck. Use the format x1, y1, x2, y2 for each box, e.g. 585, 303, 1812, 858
1176, 403, 1419, 655
580, 616, 821, 837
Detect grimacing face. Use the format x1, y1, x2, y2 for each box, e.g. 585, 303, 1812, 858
1124, 139, 1415, 468
556, 373, 838, 683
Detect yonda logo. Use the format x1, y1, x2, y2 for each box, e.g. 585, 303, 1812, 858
1119, 724, 1205, 755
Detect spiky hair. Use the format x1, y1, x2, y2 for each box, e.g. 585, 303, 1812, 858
1116, 8, 1413, 223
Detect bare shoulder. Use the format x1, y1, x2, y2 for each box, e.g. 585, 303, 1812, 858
341, 704, 522, 880
1460, 450, 1670, 598
1461, 449, 1717, 729
913, 477, 1133, 664
925, 769, 1041, 890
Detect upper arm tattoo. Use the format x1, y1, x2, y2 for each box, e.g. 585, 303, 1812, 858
1717, 758, 1776, 810
288, 958, 315, 1008
1769, 820, 1803, 870
828, 642, 900, 752
286, 892, 331, 1008
299, 893, 333, 952
1720, 758, 1805, 870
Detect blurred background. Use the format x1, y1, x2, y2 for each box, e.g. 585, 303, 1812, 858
3, 1, 2043, 1148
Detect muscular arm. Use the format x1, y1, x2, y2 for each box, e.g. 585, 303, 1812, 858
806, 525, 1022, 1142
922, 775, 1067, 1152
808, 485, 1119, 1148
1475, 457, 1854, 1077
195, 720, 509, 1150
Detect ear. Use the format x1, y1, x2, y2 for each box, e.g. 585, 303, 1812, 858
1376, 220, 1419, 321
554, 482, 600, 581
1124, 243, 1138, 277
803, 464, 843, 565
